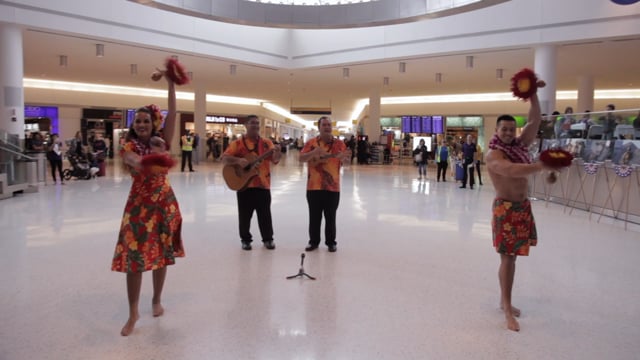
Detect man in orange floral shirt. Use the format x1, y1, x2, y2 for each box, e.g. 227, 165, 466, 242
222, 115, 281, 251
299, 116, 351, 252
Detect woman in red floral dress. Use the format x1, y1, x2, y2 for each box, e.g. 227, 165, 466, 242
111, 75, 184, 336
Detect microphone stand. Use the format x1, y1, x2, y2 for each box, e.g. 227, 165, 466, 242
286, 253, 316, 280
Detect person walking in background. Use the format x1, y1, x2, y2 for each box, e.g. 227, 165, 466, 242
476, 142, 484, 186
47, 133, 64, 184
180, 131, 195, 172
192, 132, 200, 165
111, 74, 184, 337
299, 116, 351, 253
459, 134, 477, 189
413, 138, 428, 180
435, 139, 450, 182
221, 115, 282, 251
600, 104, 621, 140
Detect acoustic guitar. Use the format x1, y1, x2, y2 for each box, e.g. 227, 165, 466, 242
223, 149, 275, 191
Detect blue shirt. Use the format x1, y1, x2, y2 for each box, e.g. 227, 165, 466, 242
462, 143, 476, 159
438, 146, 449, 161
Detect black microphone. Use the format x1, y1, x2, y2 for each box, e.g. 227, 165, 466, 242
300, 253, 305, 266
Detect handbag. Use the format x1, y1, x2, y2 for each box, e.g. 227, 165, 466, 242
414, 153, 423, 162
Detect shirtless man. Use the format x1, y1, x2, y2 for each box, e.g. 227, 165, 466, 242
486, 80, 554, 332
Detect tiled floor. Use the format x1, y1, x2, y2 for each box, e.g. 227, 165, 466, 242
1, 152, 639, 360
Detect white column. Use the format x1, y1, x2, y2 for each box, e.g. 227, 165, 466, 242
577, 75, 595, 113
0, 23, 24, 137
366, 90, 381, 141
194, 84, 207, 164
534, 45, 557, 115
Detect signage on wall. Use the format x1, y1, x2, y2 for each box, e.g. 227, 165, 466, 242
205, 115, 239, 124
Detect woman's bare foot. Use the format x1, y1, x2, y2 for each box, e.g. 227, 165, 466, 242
500, 304, 521, 317
120, 315, 140, 336
505, 315, 520, 332
152, 302, 164, 317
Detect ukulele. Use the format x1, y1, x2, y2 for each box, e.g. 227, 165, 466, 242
308, 152, 344, 167
223, 149, 275, 191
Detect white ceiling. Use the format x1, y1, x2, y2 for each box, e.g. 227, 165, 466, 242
22, 28, 640, 122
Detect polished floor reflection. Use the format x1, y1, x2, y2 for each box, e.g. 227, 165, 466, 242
1, 152, 639, 360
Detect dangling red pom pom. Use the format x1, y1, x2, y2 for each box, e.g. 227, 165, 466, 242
510, 68, 538, 101
539, 149, 573, 168
141, 153, 176, 169
164, 58, 190, 86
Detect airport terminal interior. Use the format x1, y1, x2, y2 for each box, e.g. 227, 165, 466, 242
1, 0, 640, 359
1, 156, 640, 359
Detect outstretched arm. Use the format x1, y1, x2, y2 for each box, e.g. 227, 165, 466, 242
519, 81, 545, 147
162, 78, 176, 144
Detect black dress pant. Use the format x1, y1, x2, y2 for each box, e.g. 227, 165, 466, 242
461, 158, 475, 187
237, 188, 274, 244
306, 190, 340, 247
181, 150, 193, 171
475, 161, 483, 184
49, 158, 63, 182
437, 161, 448, 181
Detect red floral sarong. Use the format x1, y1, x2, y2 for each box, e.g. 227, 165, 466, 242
492, 198, 537, 256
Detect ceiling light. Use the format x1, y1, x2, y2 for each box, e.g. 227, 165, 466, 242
59, 55, 67, 67
343, 68, 350, 78
96, 44, 104, 57
435, 73, 442, 83
130, 64, 137, 75
466, 55, 474, 69
496, 68, 504, 80
230, 64, 237, 75
399, 62, 406, 73
383, 76, 389, 86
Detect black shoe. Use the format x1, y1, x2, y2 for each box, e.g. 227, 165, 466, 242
459, 186, 466, 189
241, 242, 252, 251
189, 169, 195, 172
480, 182, 483, 186
443, 179, 446, 182
470, 186, 474, 189
328, 245, 337, 253
305, 245, 318, 252
263, 240, 275, 250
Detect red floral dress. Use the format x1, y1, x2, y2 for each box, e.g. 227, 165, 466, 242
111, 139, 185, 273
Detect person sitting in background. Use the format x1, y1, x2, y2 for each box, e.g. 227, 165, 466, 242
30, 132, 45, 151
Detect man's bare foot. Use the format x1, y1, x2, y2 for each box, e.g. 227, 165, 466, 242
500, 304, 521, 317
152, 302, 164, 317
120, 315, 140, 336
505, 315, 520, 332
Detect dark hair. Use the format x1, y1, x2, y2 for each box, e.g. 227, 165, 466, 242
607, 104, 615, 111
246, 114, 259, 123
496, 114, 516, 126
317, 116, 331, 127
127, 107, 158, 141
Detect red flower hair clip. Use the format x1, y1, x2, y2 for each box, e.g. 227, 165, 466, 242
146, 104, 163, 130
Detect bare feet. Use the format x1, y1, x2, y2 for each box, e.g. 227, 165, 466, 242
152, 302, 164, 317
500, 303, 521, 317
505, 315, 520, 332
120, 315, 140, 336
